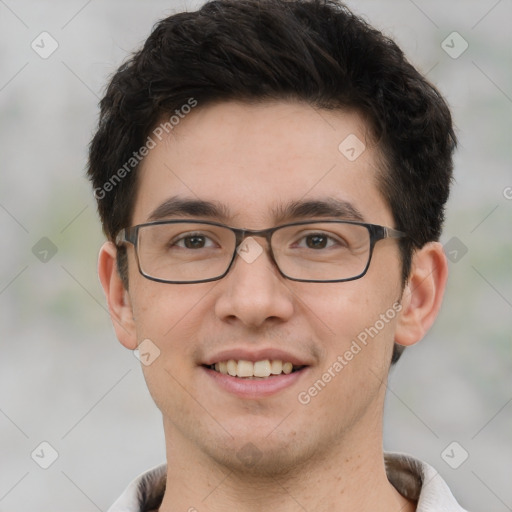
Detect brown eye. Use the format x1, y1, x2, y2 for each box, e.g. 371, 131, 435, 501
305, 234, 328, 249
183, 235, 206, 249
172, 232, 216, 249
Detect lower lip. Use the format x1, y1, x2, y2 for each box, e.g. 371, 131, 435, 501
202, 366, 309, 399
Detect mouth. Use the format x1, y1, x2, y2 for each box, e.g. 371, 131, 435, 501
203, 359, 307, 379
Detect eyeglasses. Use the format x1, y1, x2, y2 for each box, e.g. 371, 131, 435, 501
115, 219, 407, 284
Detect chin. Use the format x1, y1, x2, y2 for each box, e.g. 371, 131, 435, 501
201, 430, 321, 478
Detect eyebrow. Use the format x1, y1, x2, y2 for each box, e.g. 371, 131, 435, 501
273, 198, 365, 224
148, 196, 231, 222
147, 196, 365, 224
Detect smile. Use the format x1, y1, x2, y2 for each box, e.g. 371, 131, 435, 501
205, 359, 306, 378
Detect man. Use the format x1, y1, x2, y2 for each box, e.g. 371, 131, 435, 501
88, 0, 467, 510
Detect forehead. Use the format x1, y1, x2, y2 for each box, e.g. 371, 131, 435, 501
132, 100, 392, 227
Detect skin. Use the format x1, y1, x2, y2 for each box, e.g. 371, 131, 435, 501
99, 101, 448, 512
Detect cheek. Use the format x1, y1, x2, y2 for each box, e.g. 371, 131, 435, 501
295, 281, 402, 409
129, 280, 220, 399
131, 283, 216, 415
300, 291, 400, 412
130, 278, 215, 340
296, 281, 400, 348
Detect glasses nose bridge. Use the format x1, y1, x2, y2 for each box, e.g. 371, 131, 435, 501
233, 226, 276, 248
231, 226, 280, 274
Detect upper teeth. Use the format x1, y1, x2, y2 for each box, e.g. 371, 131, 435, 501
213, 360, 295, 378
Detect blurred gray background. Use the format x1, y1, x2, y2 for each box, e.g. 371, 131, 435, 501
0, 0, 511, 510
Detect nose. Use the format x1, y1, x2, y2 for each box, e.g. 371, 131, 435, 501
214, 237, 294, 328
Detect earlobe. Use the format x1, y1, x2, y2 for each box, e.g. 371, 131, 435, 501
98, 242, 138, 350
394, 242, 448, 347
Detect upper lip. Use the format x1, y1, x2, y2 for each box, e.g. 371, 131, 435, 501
202, 347, 313, 367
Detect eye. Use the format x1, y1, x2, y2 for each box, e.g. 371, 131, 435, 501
173, 233, 217, 249
295, 232, 341, 249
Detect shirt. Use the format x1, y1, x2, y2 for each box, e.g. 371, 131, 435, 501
107, 452, 468, 512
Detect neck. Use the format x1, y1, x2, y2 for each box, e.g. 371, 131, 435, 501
158, 420, 415, 512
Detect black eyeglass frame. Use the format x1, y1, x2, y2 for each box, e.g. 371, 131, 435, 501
115, 219, 407, 284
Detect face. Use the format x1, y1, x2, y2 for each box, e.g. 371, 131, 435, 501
112, 101, 408, 473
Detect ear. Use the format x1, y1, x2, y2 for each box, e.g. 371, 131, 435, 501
98, 242, 138, 350
394, 241, 448, 347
